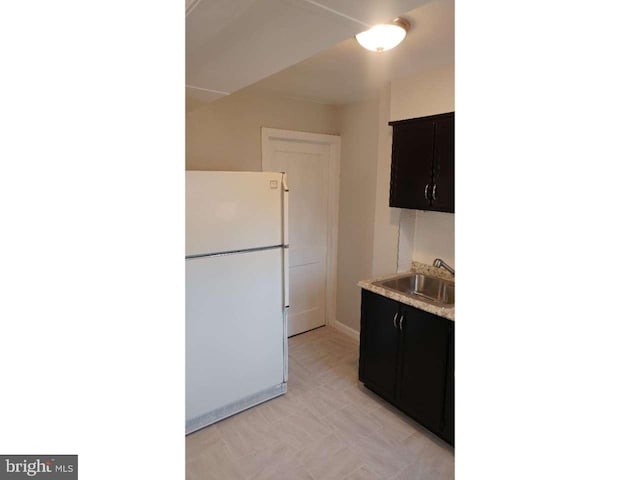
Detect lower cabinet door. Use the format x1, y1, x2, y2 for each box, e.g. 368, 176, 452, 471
396, 304, 451, 437
359, 290, 401, 399
441, 322, 455, 445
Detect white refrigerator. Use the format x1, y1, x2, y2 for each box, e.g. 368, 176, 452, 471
185, 171, 289, 434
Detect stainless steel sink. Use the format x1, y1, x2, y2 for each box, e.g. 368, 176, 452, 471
374, 274, 454, 306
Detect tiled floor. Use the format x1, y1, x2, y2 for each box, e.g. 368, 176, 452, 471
186, 326, 454, 479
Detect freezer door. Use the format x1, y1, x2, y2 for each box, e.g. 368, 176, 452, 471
186, 248, 286, 428
186, 171, 284, 256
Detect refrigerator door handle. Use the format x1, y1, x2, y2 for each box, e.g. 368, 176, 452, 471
282, 172, 290, 307
282, 172, 289, 247
283, 305, 289, 383
282, 171, 290, 384
283, 247, 290, 308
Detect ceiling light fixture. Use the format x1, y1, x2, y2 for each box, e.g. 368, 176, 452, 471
355, 18, 410, 53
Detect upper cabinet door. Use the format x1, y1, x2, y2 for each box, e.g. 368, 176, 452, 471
430, 113, 455, 213
389, 119, 435, 210
388, 112, 454, 213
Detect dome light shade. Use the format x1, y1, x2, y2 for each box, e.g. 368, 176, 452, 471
355, 18, 409, 52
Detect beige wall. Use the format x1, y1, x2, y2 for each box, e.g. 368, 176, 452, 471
335, 98, 379, 331
390, 64, 455, 121
186, 89, 340, 171
371, 85, 400, 277
413, 211, 455, 267
391, 64, 455, 268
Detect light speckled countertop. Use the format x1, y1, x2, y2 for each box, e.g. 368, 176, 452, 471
357, 261, 455, 321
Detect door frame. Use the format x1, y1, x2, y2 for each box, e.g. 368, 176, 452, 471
261, 127, 341, 332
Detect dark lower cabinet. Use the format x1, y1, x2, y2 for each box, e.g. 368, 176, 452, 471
358, 289, 401, 399
441, 325, 455, 444
359, 289, 454, 445
397, 304, 451, 436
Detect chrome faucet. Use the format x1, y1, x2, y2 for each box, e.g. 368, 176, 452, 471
433, 258, 455, 276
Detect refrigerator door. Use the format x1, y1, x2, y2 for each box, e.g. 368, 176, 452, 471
186, 171, 284, 257
186, 247, 286, 433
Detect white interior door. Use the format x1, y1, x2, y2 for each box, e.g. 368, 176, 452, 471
262, 129, 340, 337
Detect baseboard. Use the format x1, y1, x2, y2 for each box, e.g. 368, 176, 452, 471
329, 320, 360, 344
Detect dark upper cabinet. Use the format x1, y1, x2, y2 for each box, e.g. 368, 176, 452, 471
359, 289, 455, 445
389, 112, 454, 213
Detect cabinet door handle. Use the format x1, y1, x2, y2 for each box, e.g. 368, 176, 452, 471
424, 184, 430, 201
393, 312, 399, 330
399, 314, 404, 332
432, 183, 437, 201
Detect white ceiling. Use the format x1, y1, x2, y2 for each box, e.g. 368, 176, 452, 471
185, 0, 432, 102
243, 0, 454, 105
